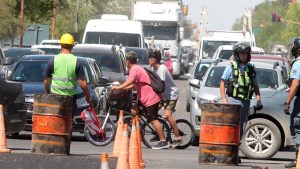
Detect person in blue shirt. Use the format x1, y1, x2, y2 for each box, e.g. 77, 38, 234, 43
284, 38, 300, 168
220, 42, 263, 143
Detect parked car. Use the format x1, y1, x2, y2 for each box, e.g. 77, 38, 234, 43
72, 44, 132, 115
186, 58, 214, 112
31, 45, 61, 55
251, 53, 290, 82
0, 48, 14, 79
212, 45, 265, 60
40, 39, 60, 46
3, 47, 42, 76
162, 51, 173, 74
189, 60, 294, 159
0, 74, 27, 136
125, 47, 149, 67
8, 55, 110, 132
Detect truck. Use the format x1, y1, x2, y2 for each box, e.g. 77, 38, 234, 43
198, 30, 256, 60
82, 14, 145, 48
132, 0, 183, 79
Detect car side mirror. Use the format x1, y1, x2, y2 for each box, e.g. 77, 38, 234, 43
194, 73, 204, 80
189, 79, 200, 88
97, 77, 111, 87
4, 57, 14, 65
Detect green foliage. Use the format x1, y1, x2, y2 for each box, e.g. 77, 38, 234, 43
0, 0, 19, 41
231, 0, 300, 51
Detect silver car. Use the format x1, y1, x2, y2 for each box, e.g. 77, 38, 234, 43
190, 60, 294, 159
186, 59, 214, 112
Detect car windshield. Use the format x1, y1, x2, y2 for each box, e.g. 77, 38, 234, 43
73, 52, 121, 73
205, 67, 225, 87
256, 68, 278, 89
10, 61, 48, 82
194, 61, 212, 78
126, 49, 148, 65
84, 32, 141, 48
205, 66, 279, 89
202, 41, 238, 58
143, 26, 177, 40
218, 50, 233, 60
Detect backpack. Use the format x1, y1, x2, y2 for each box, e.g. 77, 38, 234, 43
144, 68, 165, 94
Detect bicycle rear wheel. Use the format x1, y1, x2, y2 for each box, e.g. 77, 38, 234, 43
171, 119, 195, 149
84, 116, 116, 146
141, 118, 171, 148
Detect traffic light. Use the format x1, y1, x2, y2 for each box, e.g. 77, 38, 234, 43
277, 15, 281, 22
183, 5, 188, 16
272, 12, 276, 22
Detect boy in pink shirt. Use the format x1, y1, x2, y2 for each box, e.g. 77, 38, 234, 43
112, 51, 169, 149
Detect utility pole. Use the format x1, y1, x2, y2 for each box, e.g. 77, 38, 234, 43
75, 0, 79, 33
51, 0, 57, 39
19, 0, 25, 47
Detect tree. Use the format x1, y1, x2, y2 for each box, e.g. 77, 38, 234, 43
0, 0, 19, 44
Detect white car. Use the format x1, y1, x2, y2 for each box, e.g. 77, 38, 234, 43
40, 39, 60, 46
212, 45, 265, 60
31, 45, 61, 55
190, 60, 294, 159
186, 58, 214, 112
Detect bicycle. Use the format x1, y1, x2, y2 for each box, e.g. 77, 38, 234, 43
122, 108, 195, 149
81, 86, 131, 146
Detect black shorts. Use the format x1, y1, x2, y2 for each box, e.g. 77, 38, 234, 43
137, 101, 160, 122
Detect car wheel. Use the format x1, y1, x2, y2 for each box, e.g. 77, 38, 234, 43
240, 118, 281, 159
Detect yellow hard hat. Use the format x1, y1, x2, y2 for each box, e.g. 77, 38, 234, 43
60, 33, 74, 45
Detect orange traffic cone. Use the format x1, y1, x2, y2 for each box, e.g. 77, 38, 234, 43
135, 115, 145, 168
110, 110, 124, 157
0, 104, 10, 153
293, 148, 300, 169
129, 119, 140, 169
116, 124, 129, 169
100, 152, 110, 169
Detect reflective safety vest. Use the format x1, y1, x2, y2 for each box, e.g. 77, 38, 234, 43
228, 62, 255, 100
51, 54, 77, 96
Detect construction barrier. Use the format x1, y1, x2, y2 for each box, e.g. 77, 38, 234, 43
110, 110, 124, 157
129, 119, 140, 169
116, 124, 129, 169
135, 115, 145, 168
199, 103, 241, 165
31, 94, 73, 155
101, 152, 110, 169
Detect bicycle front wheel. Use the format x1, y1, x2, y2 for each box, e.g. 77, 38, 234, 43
84, 116, 116, 146
172, 119, 195, 149
141, 118, 171, 148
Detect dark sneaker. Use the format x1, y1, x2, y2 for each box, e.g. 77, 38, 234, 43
171, 138, 183, 148
152, 141, 170, 150
150, 135, 160, 142
285, 161, 296, 168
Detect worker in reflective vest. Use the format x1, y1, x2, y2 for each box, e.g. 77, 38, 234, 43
44, 33, 92, 112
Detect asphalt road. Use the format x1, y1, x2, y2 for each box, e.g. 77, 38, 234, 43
5, 75, 297, 169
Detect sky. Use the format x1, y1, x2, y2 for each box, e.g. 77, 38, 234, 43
182, 0, 266, 30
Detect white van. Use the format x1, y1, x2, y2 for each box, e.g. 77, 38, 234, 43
82, 14, 145, 48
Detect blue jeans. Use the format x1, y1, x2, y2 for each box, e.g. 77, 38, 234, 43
227, 97, 250, 140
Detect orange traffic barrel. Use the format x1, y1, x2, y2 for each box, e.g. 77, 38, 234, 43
31, 94, 73, 155
199, 103, 241, 165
